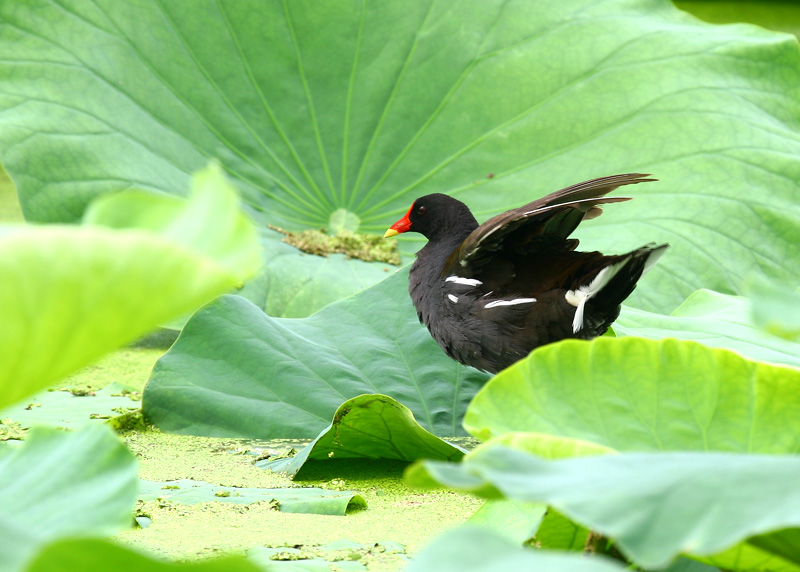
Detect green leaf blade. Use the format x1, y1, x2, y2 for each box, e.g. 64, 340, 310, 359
143, 270, 489, 439
464, 337, 800, 454
410, 448, 800, 569
0, 165, 261, 410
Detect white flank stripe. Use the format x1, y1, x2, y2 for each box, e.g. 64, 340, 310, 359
484, 298, 536, 309
445, 276, 483, 287
447, 294, 459, 303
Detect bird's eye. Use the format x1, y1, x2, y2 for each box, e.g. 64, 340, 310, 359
417, 206, 426, 215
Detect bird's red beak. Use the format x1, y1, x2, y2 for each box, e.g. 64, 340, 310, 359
384, 204, 414, 238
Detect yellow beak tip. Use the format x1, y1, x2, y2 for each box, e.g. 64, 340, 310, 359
384, 228, 399, 238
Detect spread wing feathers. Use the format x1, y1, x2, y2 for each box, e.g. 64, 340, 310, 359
449, 173, 656, 274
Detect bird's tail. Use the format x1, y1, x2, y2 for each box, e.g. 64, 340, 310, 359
569, 243, 669, 333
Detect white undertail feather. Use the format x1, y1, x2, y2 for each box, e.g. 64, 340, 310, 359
565, 261, 626, 334
642, 244, 668, 275
565, 246, 667, 334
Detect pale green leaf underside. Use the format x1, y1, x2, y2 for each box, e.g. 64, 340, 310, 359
0, 426, 137, 572
409, 449, 800, 569
1, 1, 800, 313
405, 527, 626, 572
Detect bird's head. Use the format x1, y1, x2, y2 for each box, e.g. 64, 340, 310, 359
384, 193, 477, 241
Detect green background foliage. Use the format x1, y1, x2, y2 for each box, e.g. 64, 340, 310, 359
409, 448, 800, 569
2, 0, 800, 314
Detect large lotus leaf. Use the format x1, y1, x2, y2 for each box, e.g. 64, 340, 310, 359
0, 425, 137, 572
408, 448, 800, 569
614, 289, 800, 368
143, 269, 489, 439
138, 478, 365, 515
405, 527, 626, 572
2, 2, 800, 314
463, 337, 800, 453
83, 162, 260, 277
26, 538, 262, 572
0, 164, 260, 410
256, 394, 465, 477
254, 229, 397, 318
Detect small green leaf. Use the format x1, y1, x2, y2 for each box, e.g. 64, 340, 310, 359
0, 426, 137, 572
257, 394, 465, 478
409, 448, 800, 569
465, 500, 546, 545
533, 509, 590, 551
138, 479, 365, 516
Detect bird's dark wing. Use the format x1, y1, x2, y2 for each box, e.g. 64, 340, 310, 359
442, 173, 656, 281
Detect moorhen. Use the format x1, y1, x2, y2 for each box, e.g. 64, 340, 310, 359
384, 173, 668, 374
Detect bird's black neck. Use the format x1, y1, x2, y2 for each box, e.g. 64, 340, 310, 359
414, 224, 475, 283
